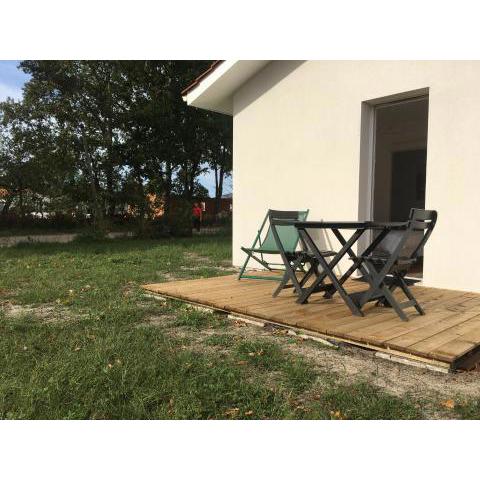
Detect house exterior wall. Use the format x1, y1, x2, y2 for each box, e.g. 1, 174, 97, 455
232, 61, 480, 292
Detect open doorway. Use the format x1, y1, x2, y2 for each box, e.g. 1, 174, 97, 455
372, 96, 429, 277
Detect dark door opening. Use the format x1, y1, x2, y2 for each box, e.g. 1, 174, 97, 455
372, 96, 429, 277
390, 149, 426, 221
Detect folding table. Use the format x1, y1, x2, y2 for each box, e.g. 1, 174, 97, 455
273, 220, 408, 317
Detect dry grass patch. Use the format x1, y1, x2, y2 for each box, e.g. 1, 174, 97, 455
182, 312, 480, 415
137, 314, 177, 328
183, 252, 212, 263
1, 302, 81, 324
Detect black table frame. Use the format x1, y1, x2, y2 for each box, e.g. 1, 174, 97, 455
273, 220, 408, 317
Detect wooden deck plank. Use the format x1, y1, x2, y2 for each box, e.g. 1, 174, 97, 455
142, 272, 480, 369
444, 296, 480, 313
432, 340, 477, 361
455, 324, 480, 343
327, 312, 404, 336
385, 312, 480, 350
351, 311, 457, 344
408, 315, 480, 355
410, 290, 471, 311
430, 324, 480, 361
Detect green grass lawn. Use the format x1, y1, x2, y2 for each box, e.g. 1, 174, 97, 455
0, 234, 478, 419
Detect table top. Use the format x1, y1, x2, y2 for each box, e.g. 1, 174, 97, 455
292, 220, 408, 230
367, 221, 408, 230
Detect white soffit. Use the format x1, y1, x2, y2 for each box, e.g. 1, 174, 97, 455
182, 60, 270, 115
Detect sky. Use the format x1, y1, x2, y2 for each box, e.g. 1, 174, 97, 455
0, 61, 231, 197
0, 60, 30, 101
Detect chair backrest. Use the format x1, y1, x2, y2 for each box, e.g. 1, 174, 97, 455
262, 209, 309, 252
406, 208, 438, 258
376, 208, 437, 260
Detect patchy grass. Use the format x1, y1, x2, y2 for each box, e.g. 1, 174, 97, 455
170, 308, 228, 330
453, 399, 480, 419
302, 382, 422, 420
0, 234, 479, 419
236, 339, 287, 370
0, 235, 233, 308
204, 333, 238, 348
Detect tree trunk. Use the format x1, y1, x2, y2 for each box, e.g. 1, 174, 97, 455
105, 122, 116, 218
213, 148, 226, 216
102, 70, 116, 218
185, 159, 200, 201
81, 132, 105, 234
106, 166, 116, 217
18, 183, 25, 222
134, 166, 146, 235
183, 163, 191, 200
1, 194, 14, 216
164, 160, 172, 219
215, 164, 224, 217
213, 165, 219, 216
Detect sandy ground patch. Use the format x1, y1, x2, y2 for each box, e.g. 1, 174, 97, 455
137, 314, 177, 327
183, 252, 214, 264
152, 312, 480, 404
1, 302, 78, 323
156, 272, 179, 281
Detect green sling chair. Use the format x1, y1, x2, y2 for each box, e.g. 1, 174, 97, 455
238, 209, 309, 281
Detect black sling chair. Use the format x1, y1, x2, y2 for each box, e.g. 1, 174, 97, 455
356, 208, 437, 321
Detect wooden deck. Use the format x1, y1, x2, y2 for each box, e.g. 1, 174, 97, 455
143, 272, 480, 371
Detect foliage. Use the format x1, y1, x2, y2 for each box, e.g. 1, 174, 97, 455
167, 197, 193, 237
205, 114, 232, 214
0, 61, 232, 235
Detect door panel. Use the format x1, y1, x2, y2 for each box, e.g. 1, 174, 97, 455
390, 149, 427, 221
371, 96, 429, 277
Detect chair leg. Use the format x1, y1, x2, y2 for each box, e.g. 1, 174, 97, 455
380, 284, 409, 321
396, 273, 425, 315
299, 265, 314, 287
363, 263, 408, 320
273, 255, 310, 298
376, 286, 397, 307
239, 251, 276, 280
273, 271, 290, 297
238, 252, 251, 280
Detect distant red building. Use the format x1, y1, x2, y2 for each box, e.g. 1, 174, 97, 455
198, 197, 232, 215
135, 194, 232, 219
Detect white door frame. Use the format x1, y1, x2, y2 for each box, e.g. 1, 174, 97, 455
358, 93, 428, 220
358, 91, 429, 267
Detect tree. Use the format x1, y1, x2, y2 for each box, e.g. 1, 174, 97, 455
19, 61, 133, 230
1, 60, 232, 234
156, 61, 211, 203
0, 98, 65, 218
205, 112, 232, 215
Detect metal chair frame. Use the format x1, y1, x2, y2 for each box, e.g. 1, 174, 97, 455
238, 209, 309, 281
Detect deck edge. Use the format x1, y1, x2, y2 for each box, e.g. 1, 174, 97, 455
146, 288, 454, 372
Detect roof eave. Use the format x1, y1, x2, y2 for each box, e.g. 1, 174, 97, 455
182, 60, 270, 115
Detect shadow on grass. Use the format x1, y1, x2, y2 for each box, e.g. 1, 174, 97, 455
7, 233, 232, 258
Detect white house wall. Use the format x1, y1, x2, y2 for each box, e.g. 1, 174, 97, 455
232, 60, 480, 292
